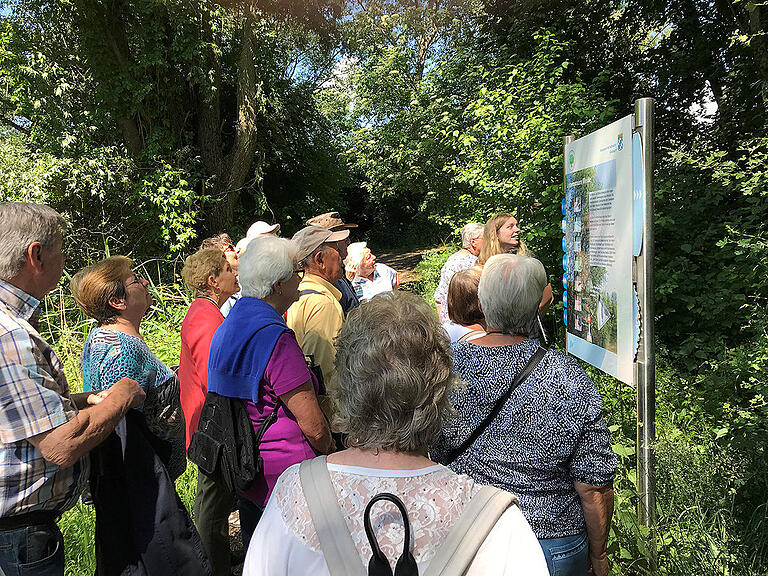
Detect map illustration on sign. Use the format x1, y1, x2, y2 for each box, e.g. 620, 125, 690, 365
563, 115, 635, 384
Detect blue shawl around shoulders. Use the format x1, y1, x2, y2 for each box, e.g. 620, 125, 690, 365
207, 297, 290, 403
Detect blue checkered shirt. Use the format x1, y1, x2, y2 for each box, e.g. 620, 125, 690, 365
0, 279, 89, 517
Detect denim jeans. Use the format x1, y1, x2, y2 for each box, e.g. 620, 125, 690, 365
0, 522, 65, 576
538, 532, 589, 576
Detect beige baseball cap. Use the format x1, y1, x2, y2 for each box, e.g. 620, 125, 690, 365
306, 211, 358, 231
293, 225, 350, 262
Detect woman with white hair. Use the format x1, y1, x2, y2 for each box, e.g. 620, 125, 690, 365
244, 292, 548, 575
434, 222, 484, 323
431, 254, 617, 576
343, 242, 398, 301
207, 235, 335, 548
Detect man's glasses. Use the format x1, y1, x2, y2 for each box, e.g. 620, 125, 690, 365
126, 274, 144, 288
294, 269, 304, 279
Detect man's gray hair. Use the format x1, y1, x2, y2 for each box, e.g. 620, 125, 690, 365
299, 244, 333, 270
478, 254, 546, 336
238, 236, 296, 299
0, 202, 66, 280
460, 223, 484, 248
333, 291, 459, 452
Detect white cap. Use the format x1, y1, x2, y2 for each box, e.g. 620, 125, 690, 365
246, 221, 280, 238
236, 237, 252, 253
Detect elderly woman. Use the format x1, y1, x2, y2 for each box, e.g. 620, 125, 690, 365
431, 255, 616, 576
200, 232, 240, 273
477, 213, 553, 314
207, 235, 335, 549
243, 292, 548, 575
71, 256, 185, 478
434, 222, 484, 323
179, 248, 240, 576
343, 242, 398, 301
442, 266, 486, 343
201, 232, 242, 317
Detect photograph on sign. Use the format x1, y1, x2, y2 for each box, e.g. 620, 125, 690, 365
563, 115, 634, 384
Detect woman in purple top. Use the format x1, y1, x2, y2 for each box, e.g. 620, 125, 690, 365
207, 235, 335, 549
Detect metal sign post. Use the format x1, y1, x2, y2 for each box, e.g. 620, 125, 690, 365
633, 97, 655, 528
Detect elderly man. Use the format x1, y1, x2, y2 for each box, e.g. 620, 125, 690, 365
434, 222, 484, 323
286, 225, 348, 423
0, 202, 145, 576
306, 211, 359, 316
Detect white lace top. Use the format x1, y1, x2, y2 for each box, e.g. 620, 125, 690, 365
243, 462, 548, 575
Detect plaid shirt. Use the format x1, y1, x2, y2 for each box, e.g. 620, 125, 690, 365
0, 279, 88, 517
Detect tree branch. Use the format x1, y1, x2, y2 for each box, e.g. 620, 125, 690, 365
0, 116, 31, 135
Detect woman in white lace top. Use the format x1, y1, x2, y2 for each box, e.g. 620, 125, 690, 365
244, 292, 548, 575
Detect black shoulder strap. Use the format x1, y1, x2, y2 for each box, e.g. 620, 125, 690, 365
300, 289, 324, 298
442, 346, 548, 465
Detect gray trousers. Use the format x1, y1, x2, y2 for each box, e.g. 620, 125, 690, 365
194, 470, 236, 576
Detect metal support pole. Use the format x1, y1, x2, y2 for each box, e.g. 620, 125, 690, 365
633, 98, 655, 529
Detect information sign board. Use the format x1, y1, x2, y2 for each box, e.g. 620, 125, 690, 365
562, 115, 635, 384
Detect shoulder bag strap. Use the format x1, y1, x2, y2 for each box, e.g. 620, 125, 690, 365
299, 457, 366, 576
424, 486, 518, 576
442, 346, 548, 465
300, 289, 325, 298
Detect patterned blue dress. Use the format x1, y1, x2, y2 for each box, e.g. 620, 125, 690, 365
430, 338, 616, 539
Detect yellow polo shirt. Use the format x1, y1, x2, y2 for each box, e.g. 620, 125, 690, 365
286, 273, 344, 423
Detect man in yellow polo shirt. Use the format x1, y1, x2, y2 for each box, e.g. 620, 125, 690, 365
287, 225, 349, 424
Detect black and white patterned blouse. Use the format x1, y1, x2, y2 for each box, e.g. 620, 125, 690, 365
430, 338, 616, 539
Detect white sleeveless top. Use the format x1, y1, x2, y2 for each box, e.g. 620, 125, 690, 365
243, 462, 548, 575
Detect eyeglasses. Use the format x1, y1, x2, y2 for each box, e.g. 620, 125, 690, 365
224, 244, 240, 255
126, 274, 144, 288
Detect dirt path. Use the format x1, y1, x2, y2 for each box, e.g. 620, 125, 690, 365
377, 248, 432, 284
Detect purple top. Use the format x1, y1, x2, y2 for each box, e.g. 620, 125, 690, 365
241, 332, 319, 506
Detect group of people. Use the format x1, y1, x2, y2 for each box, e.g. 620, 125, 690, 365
0, 202, 615, 576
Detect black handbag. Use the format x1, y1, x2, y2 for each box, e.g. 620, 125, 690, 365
187, 391, 278, 492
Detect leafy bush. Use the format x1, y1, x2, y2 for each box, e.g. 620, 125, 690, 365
0, 135, 204, 268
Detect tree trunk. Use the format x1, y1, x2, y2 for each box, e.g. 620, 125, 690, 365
748, 5, 768, 116
204, 13, 260, 233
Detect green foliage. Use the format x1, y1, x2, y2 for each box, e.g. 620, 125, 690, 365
654, 137, 768, 369
0, 135, 204, 267
436, 31, 615, 276
413, 245, 455, 303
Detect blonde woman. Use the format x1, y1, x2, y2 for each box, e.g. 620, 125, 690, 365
477, 214, 553, 313
477, 213, 529, 265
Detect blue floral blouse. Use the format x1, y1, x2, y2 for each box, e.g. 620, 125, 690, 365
81, 328, 174, 394
430, 338, 616, 539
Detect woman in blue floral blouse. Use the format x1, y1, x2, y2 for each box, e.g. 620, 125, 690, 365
431, 254, 616, 576
71, 256, 185, 478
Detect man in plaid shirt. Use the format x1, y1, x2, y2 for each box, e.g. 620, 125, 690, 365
0, 203, 146, 576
